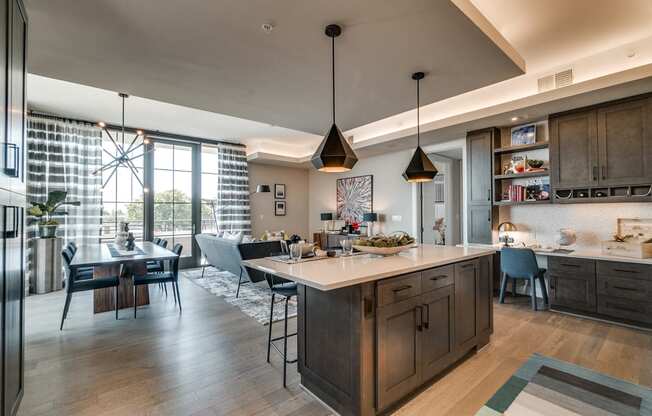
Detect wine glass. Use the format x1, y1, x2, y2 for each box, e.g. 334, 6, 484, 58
289, 243, 302, 262
340, 239, 353, 256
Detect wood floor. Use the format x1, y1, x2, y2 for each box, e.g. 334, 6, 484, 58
19, 277, 652, 416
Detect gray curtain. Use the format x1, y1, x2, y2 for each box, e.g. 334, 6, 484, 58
26, 115, 103, 278
216, 143, 251, 234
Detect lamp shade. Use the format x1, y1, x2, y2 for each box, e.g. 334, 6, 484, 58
362, 212, 377, 222
320, 212, 333, 221
402, 146, 438, 182
498, 222, 517, 232
256, 184, 271, 193
311, 124, 358, 172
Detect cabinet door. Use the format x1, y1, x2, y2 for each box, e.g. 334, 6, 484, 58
597, 98, 652, 185
467, 130, 493, 205
455, 259, 479, 351
420, 285, 454, 381
549, 272, 596, 313
550, 110, 599, 188
477, 255, 493, 337
467, 205, 492, 244
5, 0, 26, 192
376, 296, 422, 412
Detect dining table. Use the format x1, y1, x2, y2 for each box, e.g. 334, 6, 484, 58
69, 242, 179, 313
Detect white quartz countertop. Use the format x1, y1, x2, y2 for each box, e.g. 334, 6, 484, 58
458, 244, 652, 265
242, 245, 495, 291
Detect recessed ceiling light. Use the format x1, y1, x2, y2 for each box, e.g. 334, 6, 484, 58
261, 23, 274, 34
511, 116, 519, 122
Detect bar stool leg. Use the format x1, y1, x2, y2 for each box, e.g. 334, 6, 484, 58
283, 295, 289, 388
267, 293, 275, 363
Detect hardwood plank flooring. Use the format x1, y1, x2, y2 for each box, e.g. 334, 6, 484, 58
19, 277, 652, 416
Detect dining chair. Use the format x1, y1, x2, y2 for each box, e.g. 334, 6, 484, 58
64, 243, 93, 276
60, 249, 120, 330
133, 243, 183, 318
148, 238, 169, 291
500, 247, 549, 311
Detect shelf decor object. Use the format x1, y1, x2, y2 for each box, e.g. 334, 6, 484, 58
601, 218, 652, 259
93, 92, 152, 191
362, 212, 378, 237
311, 24, 358, 172
497, 222, 517, 247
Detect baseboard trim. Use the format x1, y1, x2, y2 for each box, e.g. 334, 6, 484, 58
299, 383, 342, 416
550, 308, 652, 332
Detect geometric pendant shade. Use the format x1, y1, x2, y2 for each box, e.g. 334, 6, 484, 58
403, 71, 437, 182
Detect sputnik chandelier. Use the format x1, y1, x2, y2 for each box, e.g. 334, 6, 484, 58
93, 92, 153, 192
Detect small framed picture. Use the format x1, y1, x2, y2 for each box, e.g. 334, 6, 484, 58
511, 123, 536, 146
274, 200, 286, 216
274, 183, 286, 199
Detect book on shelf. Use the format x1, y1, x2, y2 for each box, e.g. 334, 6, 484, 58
502, 178, 550, 203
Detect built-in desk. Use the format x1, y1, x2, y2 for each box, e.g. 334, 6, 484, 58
460, 244, 652, 330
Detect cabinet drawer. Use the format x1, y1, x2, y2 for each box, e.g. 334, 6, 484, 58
597, 296, 652, 325
422, 265, 454, 293
548, 257, 595, 275
377, 272, 422, 307
597, 274, 652, 301
597, 261, 652, 280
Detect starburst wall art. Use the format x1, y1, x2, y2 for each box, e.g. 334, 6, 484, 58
336, 175, 373, 223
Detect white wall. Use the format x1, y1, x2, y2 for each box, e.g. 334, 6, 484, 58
308, 150, 418, 238
498, 203, 652, 249
248, 163, 309, 239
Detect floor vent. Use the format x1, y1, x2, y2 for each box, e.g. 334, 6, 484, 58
537, 68, 574, 92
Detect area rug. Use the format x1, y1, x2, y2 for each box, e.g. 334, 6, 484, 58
183, 267, 297, 325
477, 353, 652, 415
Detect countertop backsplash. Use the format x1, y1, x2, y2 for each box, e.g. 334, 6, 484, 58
498, 202, 652, 249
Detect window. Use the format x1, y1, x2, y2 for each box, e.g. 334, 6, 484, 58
100, 130, 145, 242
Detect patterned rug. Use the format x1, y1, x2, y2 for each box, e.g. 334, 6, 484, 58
477, 353, 652, 415
183, 267, 297, 325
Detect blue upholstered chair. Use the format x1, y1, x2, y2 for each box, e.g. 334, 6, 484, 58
500, 248, 549, 311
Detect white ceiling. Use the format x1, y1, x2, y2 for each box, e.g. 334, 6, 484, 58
471, 0, 652, 73
24, 0, 522, 135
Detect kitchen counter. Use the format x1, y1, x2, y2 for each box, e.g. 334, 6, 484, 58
459, 243, 652, 265
242, 245, 495, 291
245, 245, 496, 416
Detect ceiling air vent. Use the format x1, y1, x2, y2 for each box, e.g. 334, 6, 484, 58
537, 68, 574, 92
555, 69, 573, 88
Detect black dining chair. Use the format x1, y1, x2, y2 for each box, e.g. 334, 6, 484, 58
60, 249, 120, 330
133, 243, 182, 318
500, 247, 549, 311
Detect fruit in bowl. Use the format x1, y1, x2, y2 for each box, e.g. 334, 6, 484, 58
527, 159, 544, 169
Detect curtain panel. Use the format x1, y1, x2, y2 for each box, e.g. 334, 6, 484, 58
26, 115, 103, 282
216, 143, 251, 234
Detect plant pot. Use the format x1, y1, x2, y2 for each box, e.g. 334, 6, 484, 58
38, 224, 58, 238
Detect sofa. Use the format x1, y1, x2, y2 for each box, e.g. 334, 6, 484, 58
195, 233, 283, 297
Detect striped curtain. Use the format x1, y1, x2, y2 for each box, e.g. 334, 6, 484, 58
26, 115, 103, 246
216, 143, 251, 234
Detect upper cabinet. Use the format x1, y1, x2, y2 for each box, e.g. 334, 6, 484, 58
466, 129, 497, 243
550, 95, 652, 202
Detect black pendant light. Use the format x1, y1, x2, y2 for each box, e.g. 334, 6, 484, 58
311, 24, 358, 172
402, 72, 437, 182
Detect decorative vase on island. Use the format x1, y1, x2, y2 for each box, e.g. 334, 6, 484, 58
115, 222, 130, 248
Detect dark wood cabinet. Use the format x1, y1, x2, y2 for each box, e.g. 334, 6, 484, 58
550, 110, 598, 188
454, 259, 479, 351
477, 254, 493, 337
376, 296, 422, 412
597, 98, 652, 186
420, 285, 454, 381
548, 257, 597, 313
466, 129, 497, 243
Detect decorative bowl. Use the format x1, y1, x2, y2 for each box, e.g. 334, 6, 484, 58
352, 244, 415, 256
527, 159, 544, 169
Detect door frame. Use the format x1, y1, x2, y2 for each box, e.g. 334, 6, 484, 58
144, 138, 201, 269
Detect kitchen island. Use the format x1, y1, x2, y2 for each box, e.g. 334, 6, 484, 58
243, 245, 495, 416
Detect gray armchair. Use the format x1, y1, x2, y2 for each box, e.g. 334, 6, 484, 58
195, 234, 283, 297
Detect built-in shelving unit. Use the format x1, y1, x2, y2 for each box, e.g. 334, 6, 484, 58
494, 199, 551, 206
494, 171, 549, 180
493, 141, 549, 155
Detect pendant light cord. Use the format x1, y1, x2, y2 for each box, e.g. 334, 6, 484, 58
121, 94, 125, 146
332, 36, 336, 124
416, 78, 420, 147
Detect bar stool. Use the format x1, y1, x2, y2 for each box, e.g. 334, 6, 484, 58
264, 272, 297, 387
500, 247, 549, 310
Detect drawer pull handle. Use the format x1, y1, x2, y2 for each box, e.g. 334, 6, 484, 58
415, 305, 423, 332
613, 269, 639, 274
461, 264, 474, 269
422, 303, 430, 329
612, 285, 637, 292
560, 263, 581, 268
430, 275, 448, 281
606, 303, 639, 314
392, 285, 412, 293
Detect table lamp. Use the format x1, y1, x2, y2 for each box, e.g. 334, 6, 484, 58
363, 212, 378, 237
320, 212, 333, 232
498, 222, 517, 247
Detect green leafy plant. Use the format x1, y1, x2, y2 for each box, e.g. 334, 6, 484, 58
28, 190, 80, 226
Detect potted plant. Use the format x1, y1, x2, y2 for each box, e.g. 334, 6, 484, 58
27, 190, 80, 238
